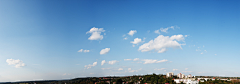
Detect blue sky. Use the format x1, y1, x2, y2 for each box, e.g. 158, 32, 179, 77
0, 0, 240, 82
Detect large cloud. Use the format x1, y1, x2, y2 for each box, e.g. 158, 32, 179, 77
142, 59, 168, 64
128, 30, 137, 36
6, 59, 26, 68
131, 38, 142, 44
100, 48, 110, 55
84, 62, 97, 69
138, 35, 185, 53
86, 27, 105, 40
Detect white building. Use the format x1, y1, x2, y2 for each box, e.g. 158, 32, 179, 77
174, 79, 198, 84
177, 73, 185, 79
166, 72, 174, 78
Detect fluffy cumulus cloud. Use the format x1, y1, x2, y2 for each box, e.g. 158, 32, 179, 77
84, 62, 97, 69
142, 59, 168, 64
124, 59, 132, 61
138, 35, 185, 53
108, 60, 118, 65
78, 49, 90, 53
101, 60, 106, 65
86, 27, 105, 40
154, 68, 166, 70
131, 38, 142, 44
100, 48, 110, 55
6, 59, 26, 68
128, 30, 137, 36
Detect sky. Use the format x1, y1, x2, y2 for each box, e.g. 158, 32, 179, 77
0, 0, 240, 82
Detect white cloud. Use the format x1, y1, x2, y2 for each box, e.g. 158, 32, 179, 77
142, 59, 168, 64
203, 45, 205, 47
84, 62, 97, 69
128, 30, 137, 36
154, 68, 166, 70
78, 49, 83, 52
185, 35, 188, 37
124, 37, 128, 40
90, 73, 94, 74
138, 35, 185, 53
124, 59, 132, 61
118, 68, 123, 71
215, 54, 217, 55
100, 48, 110, 55
182, 71, 192, 73
101, 60, 106, 65
131, 38, 142, 44
154, 30, 160, 34
185, 68, 188, 70
86, 27, 105, 40
6, 59, 26, 68
173, 69, 178, 71
108, 60, 118, 65
201, 52, 203, 54
160, 26, 175, 33
133, 58, 139, 61
128, 68, 141, 72
78, 49, 90, 53
83, 50, 90, 52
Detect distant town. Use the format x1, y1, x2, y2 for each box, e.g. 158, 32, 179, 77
1, 72, 240, 84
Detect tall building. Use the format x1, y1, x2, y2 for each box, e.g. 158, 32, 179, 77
166, 72, 174, 78
177, 73, 185, 79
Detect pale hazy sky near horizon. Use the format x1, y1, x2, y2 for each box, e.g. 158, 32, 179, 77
0, 0, 240, 82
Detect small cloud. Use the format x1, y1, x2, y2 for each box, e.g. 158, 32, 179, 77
128, 30, 137, 36
154, 30, 160, 34
101, 68, 110, 70
124, 59, 132, 61
84, 62, 97, 69
215, 54, 217, 55
185, 68, 188, 70
201, 52, 203, 54
78, 49, 90, 53
185, 35, 188, 37
204, 50, 207, 52
122, 34, 126, 37
154, 68, 166, 70
160, 26, 175, 33
124, 37, 128, 40
132, 45, 135, 47
86, 27, 105, 40
131, 38, 142, 44
6, 59, 26, 68
133, 58, 139, 61
118, 68, 123, 71
101, 60, 106, 65
90, 73, 94, 74
182, 71, 192, 73
173, 69, 178, 71
100, 48, 110, 55
108, 60, 118, 65
203, 45, 205, 47
142, 59, 168, 64
147, 30, 150, 33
